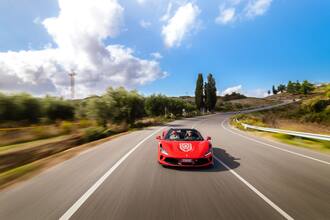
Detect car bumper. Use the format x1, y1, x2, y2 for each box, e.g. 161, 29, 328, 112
158, 154, 213, 167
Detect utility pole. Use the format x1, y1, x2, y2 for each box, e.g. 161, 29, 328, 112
68, 70, 76, 99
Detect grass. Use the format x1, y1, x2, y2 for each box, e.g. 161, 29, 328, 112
231, 116, 330, 154
0, 130, 131, 189
275, 119, 330, 135
0, 135, 72, 154
0, 115, 187, 189
0, 163, 41, 188
272, 133, 330, 153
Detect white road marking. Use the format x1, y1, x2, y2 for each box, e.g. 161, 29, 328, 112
59, 127, 165, 220
221, 120, 330, 165
213, 156, 294, 220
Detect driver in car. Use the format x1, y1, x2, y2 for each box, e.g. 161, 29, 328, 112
169, 131, 180, 140
184, 130, 194, 140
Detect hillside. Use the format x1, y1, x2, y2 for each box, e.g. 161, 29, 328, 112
216, 96, 279, 112
237, 83, 330, 134
179, 95, 279, 112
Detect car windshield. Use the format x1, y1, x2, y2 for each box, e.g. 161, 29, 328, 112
165, 129, 204, 141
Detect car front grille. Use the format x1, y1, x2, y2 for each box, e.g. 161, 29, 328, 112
163, 157, 211, 165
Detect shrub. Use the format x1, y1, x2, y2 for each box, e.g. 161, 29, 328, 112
31, 127, 51, 139
325, 105, 330, 114
59, 121, 75, 134
0, 93, 42, 122
77, 119, 94, 128
223, 92, 246, 101
145, 94, 168, 116
82, 127, 111, 142
86, 97, 111, 127
302, 97, 330, 113
43, 98, 75, 121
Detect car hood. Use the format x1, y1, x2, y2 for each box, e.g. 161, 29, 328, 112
160, 140, 210, 158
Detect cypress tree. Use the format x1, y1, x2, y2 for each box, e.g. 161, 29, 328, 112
204, 82, 208, 112
205, 74, 217, 112
272, 85, 278, 95
195, 73, 204, 112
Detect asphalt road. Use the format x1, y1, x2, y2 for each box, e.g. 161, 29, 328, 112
0, 113, 329, 220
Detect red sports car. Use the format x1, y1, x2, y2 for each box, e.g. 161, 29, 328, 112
156, 128, 213, 167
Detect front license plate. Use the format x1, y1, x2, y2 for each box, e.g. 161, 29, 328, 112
181, 159, 193, 163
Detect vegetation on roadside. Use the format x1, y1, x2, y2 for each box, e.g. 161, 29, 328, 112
0, 79, 211, 187
222, 92, 246, 101
0, 93, 75, 124
272, 133, 330, 153
271, 80, 314, 95
0, 88, 196, 128
231, 82, 330, 154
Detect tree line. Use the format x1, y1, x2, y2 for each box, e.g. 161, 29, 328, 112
0, 73, 218, 126
0, 93, 75, 123
0, 88, 196, 127
270, 80, 314, 95
195, 73, 217, 112
80, 88, 195, 127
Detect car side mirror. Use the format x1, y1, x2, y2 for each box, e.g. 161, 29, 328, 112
206, 136, 211, 140
156, 136, 161, 140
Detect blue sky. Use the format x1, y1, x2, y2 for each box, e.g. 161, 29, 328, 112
0, 0, 329, 98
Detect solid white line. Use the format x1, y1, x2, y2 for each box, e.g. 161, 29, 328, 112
213, 156, 294, 220
221, 120, 330, 165
59, 127, 165, 220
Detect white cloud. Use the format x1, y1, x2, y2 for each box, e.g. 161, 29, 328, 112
161, 2, 200, 48
139, 20, 151, 28
137, 0, 146, 5
245, 0, 272, 18
221, 85, 268, 97
150, 52, 163, 60
221, 85, 242, 95
245, 88, 269, 97
215, 0, 273, 25
160, 2, 173, 22
215, 7, 236, 24
0, 0, 166, 98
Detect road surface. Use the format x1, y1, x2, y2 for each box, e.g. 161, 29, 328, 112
0, 113, 329, 220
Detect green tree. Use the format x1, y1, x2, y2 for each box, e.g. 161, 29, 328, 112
272, 85, 278, 95
104, 87, 145, 125
0, 93, 18, 121
277, 84, 286, 93
294, 81, 301, 94
195, 73, 204, 112
86, 97, 111, 127
300, 80, 314, 94
287, 81, 294, 93
223, 92, 246, 101
0, 93, 43, 122
43, 97, 75, 121
145, 94, 168, 116
205, 74, 217, 112
14, 94, 42, 122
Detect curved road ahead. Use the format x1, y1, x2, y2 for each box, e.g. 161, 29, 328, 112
0, 113, 329, 220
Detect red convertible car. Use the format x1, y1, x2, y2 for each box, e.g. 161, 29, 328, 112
156, 128, 213, 167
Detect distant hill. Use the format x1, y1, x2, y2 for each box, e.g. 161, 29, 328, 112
239, 83, 330, 134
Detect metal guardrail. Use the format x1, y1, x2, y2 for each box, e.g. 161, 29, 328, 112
237, 120, 330, 141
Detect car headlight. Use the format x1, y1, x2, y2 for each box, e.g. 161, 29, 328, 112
204, 146, 212, 157
160, 145, 169, 155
